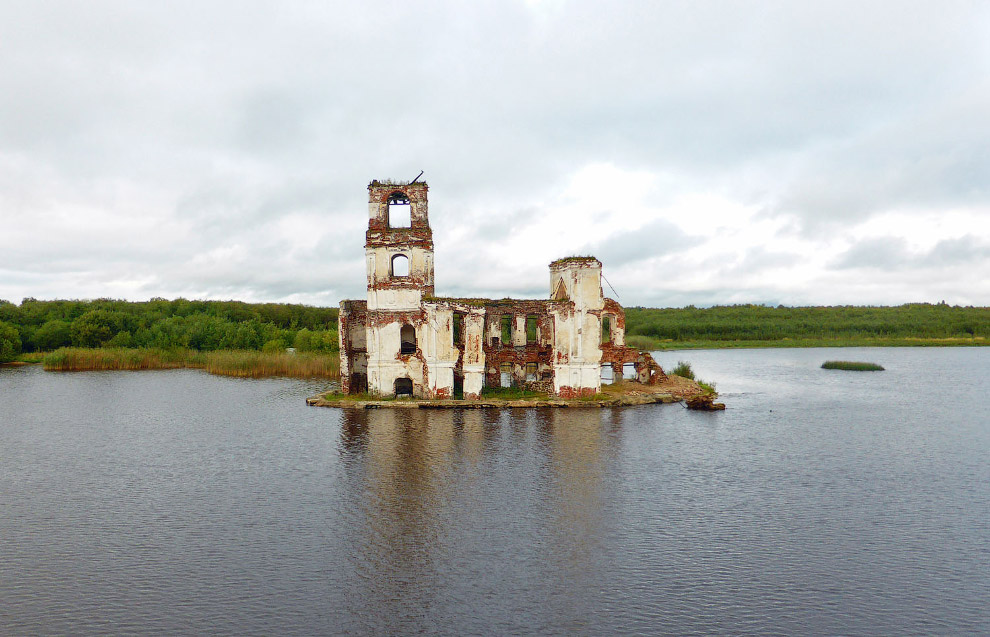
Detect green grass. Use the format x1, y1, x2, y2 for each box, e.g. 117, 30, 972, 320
480, 386, 548, 400
626, 335, 987, 351
821, 360, 885, 371
321, 391, 393, 401
41, 347, 340, 378
575, 392, 610, 402
13, 352, 45, 363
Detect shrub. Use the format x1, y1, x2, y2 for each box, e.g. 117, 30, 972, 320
0, 320, 22, 362
70, 310, 129, 347
34, 319, 72, 351
671, 361, 695, 379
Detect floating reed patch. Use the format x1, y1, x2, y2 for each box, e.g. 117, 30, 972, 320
201, 350, 339, 379
821, 360, 885, 371
43, 347, 339, 379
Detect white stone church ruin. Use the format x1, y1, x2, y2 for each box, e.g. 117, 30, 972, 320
338, 179, 666, 399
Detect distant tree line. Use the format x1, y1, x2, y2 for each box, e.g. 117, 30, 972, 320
3, 298, 987, 364
623, 303, 990, 342
0, 298, 339, 361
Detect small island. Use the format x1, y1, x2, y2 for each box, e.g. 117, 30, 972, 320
822, 360, 885, 371
307, 374, 724, 410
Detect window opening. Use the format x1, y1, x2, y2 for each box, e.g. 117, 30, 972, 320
394, 377, 413, 396
600, 364, 614, 385
387, 192, 411, 228
525, 362, 538, 381
350, 372, 368, 394
500, 315, 512, 346
391, 254, 409, 278
525, 315, 538, 344
400, 324, 416, 355
453, 312, 464, 345
602, 315, 611, 342
622, 362, 637, 380
499, 362, 513, 388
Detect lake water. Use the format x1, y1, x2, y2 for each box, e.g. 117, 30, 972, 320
1, 348, 988, 635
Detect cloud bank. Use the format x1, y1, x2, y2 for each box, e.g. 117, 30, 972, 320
1, 0, 988, 307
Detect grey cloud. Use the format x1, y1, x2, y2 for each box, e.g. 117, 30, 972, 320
2, 1, 989, 305
831, 235, 990, 270
926, 235, 990, 266
584, 220, 700, 266
720, 248, 803, 276
831, 237, 911, 270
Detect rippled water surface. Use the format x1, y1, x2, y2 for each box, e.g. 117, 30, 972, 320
2, 348, 988, 635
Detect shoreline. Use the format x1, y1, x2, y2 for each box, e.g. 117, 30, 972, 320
306, 376, 718, 410
631, 336, 988, 351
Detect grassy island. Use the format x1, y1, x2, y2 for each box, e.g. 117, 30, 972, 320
309, 376, 713, 409
821, 361, 885, 371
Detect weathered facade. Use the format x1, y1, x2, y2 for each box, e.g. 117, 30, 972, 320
339, 179, 666, 399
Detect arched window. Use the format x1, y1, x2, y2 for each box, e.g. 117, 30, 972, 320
525, 362, 538, 381
453, 312, 464, 345
391, 254, 409, 277
394, 377, 413, 396
387, 192, 411, 228
500, 315, 512, 346
400, 324, 416, 354
525, 315, 538, 343
499, 361, 513, 388
601, 364, 615, 384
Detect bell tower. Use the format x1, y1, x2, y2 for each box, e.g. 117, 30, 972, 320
365, 180, 434, 310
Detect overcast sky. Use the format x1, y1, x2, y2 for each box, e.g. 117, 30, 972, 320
2, 1, 988, 308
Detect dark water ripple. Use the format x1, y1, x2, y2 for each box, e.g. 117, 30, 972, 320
1, 347, 988, 635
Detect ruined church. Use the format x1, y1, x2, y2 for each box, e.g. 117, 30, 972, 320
338, 179, 666, 399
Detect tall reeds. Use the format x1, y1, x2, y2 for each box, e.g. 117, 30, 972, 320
200, 350, 339, 378
42, 347, 339, 379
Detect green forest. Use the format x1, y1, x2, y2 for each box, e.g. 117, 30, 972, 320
0, 298, 339, 362
1, 298, 988, 365
622, 303, 989, 349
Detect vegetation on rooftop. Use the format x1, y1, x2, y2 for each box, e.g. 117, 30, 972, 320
369, 179, 427, 187
550, 255, 599, 266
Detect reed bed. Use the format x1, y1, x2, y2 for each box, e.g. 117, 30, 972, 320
201, 350, 339, 379
821, 360, 885, 371
42, 347, 340, 379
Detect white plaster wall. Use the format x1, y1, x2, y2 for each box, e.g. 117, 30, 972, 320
463, 363, 485, 398
549, 263, 603, 312
550, 304, 603, 393
612, 321, 625, 347
512, 315, 527, 346
463, 312, 485, 366
367, 288, 423, 311
552, 363, 602, 394
366, 246, 434, 288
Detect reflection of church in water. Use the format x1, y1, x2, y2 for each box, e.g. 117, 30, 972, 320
335, 408, 619, 624
338, 179, 667, 399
